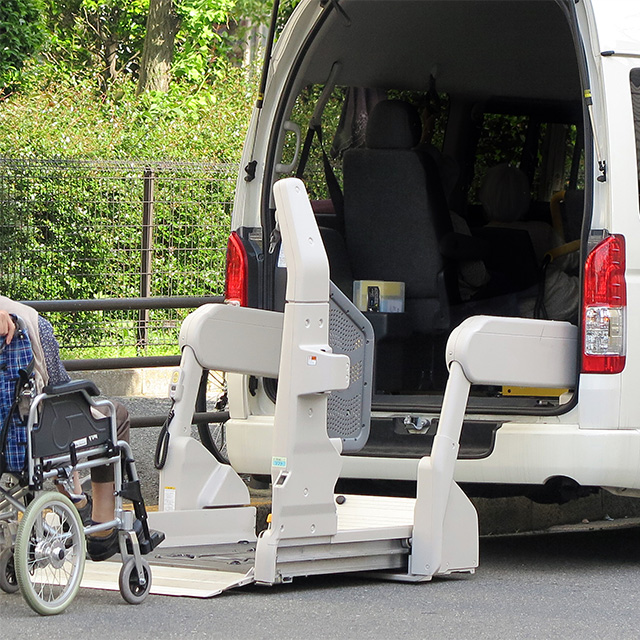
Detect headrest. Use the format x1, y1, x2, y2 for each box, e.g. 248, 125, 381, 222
479, 163, 531, 222
365, 100, 422, 150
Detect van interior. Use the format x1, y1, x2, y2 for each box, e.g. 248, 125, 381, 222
261, 0, 589, 464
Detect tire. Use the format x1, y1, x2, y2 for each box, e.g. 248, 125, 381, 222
0, 547, 19, 594
118, 557, 151, 605
14, 492, 86, 615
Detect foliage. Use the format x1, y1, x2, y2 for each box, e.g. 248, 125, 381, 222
43, 0, 149, 87
35, 0, 271, 91
0, 0, 273, 356
0, 0, 47, 94
0, 158, 237, 354
173, 0, 236, 83
0, 64, 256, 161
0, 63, 255, 353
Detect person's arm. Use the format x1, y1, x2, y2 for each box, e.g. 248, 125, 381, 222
0, 310, 16, 345
38, 316, 71, 385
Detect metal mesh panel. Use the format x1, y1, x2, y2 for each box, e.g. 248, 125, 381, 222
327, 283, 373, 452
0, 159, 238, 357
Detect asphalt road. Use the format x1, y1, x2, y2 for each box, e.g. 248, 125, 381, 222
3, 525, 640, 638
18, 396, 635, 638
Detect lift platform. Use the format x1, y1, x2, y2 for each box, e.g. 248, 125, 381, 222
82, 178, 577, 598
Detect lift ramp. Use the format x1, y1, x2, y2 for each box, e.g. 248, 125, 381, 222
80, 178, 577, 599
82, 494, 417, 597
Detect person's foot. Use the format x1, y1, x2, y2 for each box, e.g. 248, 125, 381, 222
86, 528, 119, 562
86, 520, 146, 561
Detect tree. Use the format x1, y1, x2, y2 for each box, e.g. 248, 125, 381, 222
44, 0, 148, 89
136, 0, 181, 94
0, 0, 46, 95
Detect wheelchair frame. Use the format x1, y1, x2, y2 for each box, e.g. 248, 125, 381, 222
0, 379, 161, 615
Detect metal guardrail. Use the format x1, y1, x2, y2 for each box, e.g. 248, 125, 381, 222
22, 296, 229, 429
132, 411, 229, 429
23, 296, 224, 371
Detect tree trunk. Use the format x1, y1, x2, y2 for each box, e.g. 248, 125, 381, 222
136, 0, 181, 95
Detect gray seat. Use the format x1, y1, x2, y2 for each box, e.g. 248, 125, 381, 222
342, 100, 456, 333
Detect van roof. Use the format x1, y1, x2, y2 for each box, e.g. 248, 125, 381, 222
298, 0, 581, 102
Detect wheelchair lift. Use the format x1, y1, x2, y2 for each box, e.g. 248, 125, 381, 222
83, 177, 577, 597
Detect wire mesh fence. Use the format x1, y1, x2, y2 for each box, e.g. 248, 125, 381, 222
0, 158, 238, 358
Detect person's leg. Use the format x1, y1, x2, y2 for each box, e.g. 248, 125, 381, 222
86, 400, 131, 561
55, 471, 93, 525
90, 400, 130, 522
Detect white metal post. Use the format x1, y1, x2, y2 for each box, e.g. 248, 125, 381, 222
254, 178, 350, 584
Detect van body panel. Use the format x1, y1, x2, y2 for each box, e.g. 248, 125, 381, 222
598, 54, 640, 429
588, 0, 640, 55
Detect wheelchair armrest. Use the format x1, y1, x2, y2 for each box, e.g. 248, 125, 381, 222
42, 379, 102, 397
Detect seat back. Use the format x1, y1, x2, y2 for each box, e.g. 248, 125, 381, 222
342, 100, 455, 332
31, 385, 112, 460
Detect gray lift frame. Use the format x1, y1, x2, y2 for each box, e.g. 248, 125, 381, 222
84, 178, 578, 597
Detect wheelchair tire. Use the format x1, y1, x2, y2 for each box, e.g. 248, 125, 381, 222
0, 547, 19, 593
15, 492, 86, 615
119, 556, 151, 604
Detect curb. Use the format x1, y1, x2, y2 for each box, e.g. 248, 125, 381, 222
69, 367, 175, 398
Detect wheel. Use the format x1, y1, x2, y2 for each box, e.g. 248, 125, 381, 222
0, 547, 19, 593
118, 557, 151, 604
14, 492, 86, 615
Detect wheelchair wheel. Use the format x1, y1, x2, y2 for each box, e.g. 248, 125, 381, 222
14, 492, 86, 615
119, 557, 151, 604
0, 547, 19, 593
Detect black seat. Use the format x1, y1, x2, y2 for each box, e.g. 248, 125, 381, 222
342, 100, 456, 333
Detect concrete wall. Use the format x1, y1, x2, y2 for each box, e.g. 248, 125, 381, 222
69, 367, 174, 398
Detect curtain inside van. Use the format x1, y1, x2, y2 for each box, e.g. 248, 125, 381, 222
631, 69, 640, 190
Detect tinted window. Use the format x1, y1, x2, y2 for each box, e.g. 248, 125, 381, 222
631, 69, 640, 204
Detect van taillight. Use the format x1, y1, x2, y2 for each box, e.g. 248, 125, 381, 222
582, 234, 626, 374
225, 231, 248, 306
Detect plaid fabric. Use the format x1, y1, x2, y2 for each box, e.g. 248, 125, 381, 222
0, 322, 34, 473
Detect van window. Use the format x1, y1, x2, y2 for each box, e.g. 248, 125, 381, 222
282, 85, 347, 203
285, 87, 449, 205
632, 69, 640, 203
469, 112, 584, 225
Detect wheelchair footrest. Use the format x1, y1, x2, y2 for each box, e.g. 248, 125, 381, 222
140, 529, 165, 555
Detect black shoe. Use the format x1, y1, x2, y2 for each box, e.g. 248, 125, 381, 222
86, 528, 119, 562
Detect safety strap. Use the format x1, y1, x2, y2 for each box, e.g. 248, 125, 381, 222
153, 405, 174, 470
295, 63, 344, 227
296, 125, 345, 229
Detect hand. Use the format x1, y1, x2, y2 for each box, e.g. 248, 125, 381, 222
0, 310, 16, 345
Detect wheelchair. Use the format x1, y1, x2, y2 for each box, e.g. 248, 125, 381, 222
0, 323, 163, 615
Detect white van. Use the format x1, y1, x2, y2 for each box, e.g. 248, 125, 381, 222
222, 0, 640, 505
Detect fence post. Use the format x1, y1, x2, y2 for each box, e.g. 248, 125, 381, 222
138, 167, 155, 352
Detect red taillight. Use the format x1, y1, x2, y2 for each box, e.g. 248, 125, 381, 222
582, 234, 626, 374
225, 231, 248, 306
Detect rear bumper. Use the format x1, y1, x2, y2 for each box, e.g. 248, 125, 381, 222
226, 417, 640, 491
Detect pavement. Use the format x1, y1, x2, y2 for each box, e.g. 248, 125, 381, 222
4, 523, 640, 637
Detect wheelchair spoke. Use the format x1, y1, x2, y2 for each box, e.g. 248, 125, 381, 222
15, 492, 86, 615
